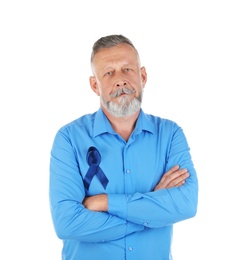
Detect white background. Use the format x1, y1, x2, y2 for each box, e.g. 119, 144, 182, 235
1, 1, 239, 259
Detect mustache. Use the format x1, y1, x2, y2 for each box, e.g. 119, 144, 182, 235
109, 87, 136, 98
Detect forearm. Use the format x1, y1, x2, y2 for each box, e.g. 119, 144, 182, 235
107, 157, 198, 228
51, 196, 144, 242
107, 180, 198, 228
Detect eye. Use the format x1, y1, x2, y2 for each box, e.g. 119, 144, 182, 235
105, 71, 113, 76
124, 68, 132, 72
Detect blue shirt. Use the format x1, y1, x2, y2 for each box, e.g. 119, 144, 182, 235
49, 108, 198, 260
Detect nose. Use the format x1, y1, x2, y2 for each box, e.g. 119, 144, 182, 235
115, 70, 128, 88
116, 81, 127, 87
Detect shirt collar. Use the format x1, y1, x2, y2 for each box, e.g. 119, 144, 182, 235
135, 109, 156, 135
93, 108, 156, 138
93, 108, 113, 137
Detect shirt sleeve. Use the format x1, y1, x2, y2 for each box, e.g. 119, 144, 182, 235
108, 126, 198, 228
49, 129, 144, 242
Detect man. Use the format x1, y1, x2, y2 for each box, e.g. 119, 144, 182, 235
49, 34, 198, 260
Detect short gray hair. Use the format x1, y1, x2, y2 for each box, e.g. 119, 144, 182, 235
90, 34, 139, 63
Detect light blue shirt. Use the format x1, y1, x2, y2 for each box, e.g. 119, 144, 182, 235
49, 108, 198, 260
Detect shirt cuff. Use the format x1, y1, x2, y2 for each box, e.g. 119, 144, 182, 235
108, 193, 127, 219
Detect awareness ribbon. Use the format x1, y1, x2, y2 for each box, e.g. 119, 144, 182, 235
83, 146, 109, 190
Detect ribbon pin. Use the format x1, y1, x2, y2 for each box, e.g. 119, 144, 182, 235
83, 146, 109, 190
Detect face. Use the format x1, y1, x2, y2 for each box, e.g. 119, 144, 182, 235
90, 43, 147, 117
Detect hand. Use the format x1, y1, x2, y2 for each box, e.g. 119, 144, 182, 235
83, 194, 108, 212
154, 165, 189, 191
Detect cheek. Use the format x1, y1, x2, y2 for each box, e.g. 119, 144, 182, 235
98, 86, 109, 99
98, 85, 112, 99
132, 78, 144, 91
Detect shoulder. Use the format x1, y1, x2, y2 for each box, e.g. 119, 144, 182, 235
57, 112, 97, 135
142, 110, 180, 130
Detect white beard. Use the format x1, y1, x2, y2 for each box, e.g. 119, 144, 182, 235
100, 88, 143, 118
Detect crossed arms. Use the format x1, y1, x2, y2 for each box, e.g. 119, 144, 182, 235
83, 165, 189, 211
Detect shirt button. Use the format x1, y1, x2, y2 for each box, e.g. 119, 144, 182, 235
126, 169, 131, 174
128, 247, 133, 251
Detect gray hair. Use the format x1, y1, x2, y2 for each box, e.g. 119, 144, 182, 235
90, 34, 139, 63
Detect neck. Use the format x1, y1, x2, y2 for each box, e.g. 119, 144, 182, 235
102, 106, 140, 141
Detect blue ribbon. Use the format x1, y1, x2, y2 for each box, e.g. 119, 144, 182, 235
83, 146, 109, 190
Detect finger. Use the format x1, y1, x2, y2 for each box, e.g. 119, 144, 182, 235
166, 172, 189, 188
175, 180, 185, 187
154, 167, 189, 191
163, 168, 188, 183
164, 165, 180, 177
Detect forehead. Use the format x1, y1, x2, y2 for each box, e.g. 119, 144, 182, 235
93, 43, 139, 65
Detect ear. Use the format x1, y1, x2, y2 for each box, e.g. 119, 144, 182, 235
140, 66, 147, 87
89, 76, 100, 96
